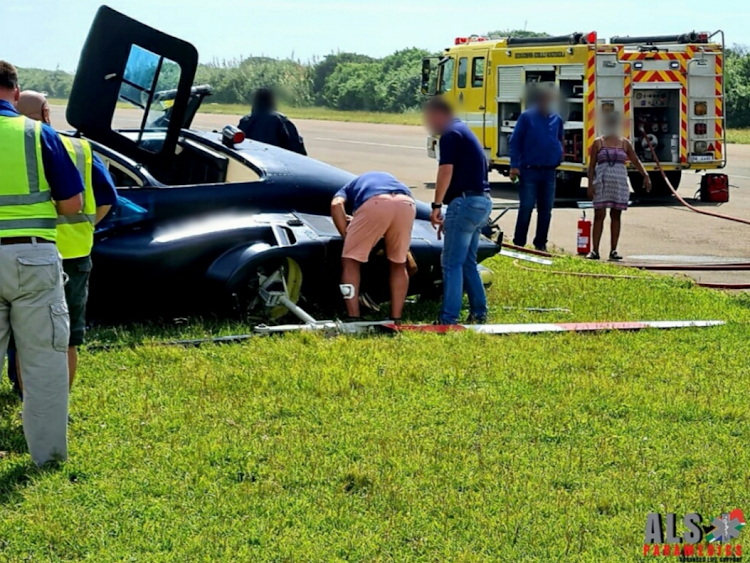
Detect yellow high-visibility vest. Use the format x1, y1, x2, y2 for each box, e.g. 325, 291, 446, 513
57, 136, 96, 259
0, 116, 58, 240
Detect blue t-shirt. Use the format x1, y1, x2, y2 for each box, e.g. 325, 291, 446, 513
334, 171, 412, 213
91, 154, 118, 207
438, 119, 490, 204
509, 107, 564, 169
0, 100, 84, 201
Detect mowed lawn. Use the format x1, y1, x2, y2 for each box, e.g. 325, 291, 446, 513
1, 256, 749, 562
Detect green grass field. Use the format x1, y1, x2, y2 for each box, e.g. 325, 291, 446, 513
1, 255, 749, 562
727, 128, 750, 145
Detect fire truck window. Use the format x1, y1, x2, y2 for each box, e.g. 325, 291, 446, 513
457, 57, 468, 89
439, 58, 455, 93
472, 57, 485, 88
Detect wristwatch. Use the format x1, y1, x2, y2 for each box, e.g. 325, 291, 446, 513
431, 202, 443, 210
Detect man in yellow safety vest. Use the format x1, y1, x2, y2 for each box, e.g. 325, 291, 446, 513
7, 90, 116, 395
0, 61, 84, 467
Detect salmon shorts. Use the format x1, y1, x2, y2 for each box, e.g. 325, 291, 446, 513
342, 193, 416, 263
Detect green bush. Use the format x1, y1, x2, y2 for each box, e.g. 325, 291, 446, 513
17, 67, 74, 99
725, 47, 750, 128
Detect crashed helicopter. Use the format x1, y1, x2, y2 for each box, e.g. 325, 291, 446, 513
63, 5, 499, 322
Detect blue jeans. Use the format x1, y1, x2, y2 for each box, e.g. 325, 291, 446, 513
440, 194, 493, 325
513, 168, 557, 249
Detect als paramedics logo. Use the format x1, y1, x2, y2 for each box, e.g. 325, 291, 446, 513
643, 509, 745, 560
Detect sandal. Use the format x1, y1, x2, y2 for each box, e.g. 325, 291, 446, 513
609, 250, 623, 261
586, 251, 600, 260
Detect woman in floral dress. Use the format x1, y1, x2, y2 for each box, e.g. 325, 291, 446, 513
587, 112, 651, 260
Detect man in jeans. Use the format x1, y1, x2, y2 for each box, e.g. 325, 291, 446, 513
423, 97, 492, 325
509, 88, 564, 252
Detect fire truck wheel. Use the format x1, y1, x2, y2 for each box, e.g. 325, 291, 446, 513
649, 171, 682, 195
630, 172, 681, 196
629, 173, 647, 195
555, 174, 582, 199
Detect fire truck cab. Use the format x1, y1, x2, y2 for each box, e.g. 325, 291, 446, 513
422, 31, 726, 196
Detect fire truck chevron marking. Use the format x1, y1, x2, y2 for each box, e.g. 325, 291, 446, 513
715, 55, 724, 160
586, 48, 597, 154
623, 64, 632, 136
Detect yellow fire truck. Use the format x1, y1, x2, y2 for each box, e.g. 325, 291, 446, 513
421, 31, 726, 195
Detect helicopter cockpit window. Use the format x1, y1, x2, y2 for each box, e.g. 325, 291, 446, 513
111, 45, 182, 150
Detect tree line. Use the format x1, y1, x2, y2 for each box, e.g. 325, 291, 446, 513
15, 33, 750, 127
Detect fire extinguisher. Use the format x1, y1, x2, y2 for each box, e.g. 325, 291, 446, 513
577, 211, 591, 255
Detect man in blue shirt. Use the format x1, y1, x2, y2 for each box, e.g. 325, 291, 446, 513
509, 88, 564, 251
331, 171, 416, 321
424, 97, 492, 325
0, 60, 84, 466
7, 90, 118, 398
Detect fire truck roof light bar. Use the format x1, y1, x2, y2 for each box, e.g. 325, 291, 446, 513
455, 35, 489, 45
610, 32, 709, 45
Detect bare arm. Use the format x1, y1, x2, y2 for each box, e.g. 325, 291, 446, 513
624, 138, 648, 179
587, 139, 599, 186
56, 194, 83, 217
331, 197, 349, 239
95, 205, 113, 225
435, 164, 454, 205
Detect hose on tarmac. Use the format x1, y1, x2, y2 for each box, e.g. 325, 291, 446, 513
639, 128, 750, 226
512, 260, 750, 289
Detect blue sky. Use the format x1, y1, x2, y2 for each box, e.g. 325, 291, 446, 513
2, 0, 749, 70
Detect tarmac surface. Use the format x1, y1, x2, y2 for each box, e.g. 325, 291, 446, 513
51, 105, 750, 286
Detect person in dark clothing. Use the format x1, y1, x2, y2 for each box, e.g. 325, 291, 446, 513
509, 87, 564, 252
237, 88, 307, 155
423, 97, 492, 325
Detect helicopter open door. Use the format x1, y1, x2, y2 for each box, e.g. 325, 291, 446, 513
66, 5, 198, 168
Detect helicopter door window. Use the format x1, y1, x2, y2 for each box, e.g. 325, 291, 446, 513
112, 44, 182, 150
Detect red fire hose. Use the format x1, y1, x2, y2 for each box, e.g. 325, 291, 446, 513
502, 242, 553, 257
637, 130, 750, 288
640, 129, 750, 226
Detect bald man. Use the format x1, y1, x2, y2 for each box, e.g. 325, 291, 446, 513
16, 90, 50, 123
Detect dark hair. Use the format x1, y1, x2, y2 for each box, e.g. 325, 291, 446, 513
423, 96, 453, 116
0, 61, 19, 91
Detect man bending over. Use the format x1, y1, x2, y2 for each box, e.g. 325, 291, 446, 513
331, 172, 416, 322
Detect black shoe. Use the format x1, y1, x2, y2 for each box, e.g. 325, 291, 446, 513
609, 250, 623, 261
586, 251, 600, 260
535, 246, 548, 252
467, 315, 488, 325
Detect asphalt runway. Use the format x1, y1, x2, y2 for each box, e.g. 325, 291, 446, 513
51, 105, 750, 286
